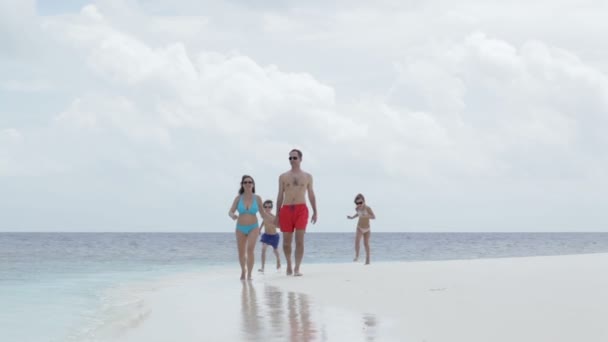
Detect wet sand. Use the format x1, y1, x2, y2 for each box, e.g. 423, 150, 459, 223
94, 253, 608, 341
97, 267, 388, 342
263, 254, 608, 341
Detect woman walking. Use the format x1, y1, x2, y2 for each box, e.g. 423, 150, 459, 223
228, 175, 275, 280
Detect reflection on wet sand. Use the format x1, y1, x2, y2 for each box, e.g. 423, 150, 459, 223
264, 284, 285, 339
240, 283, 380, 341
363, 313, 378, 342
287, 291, 318, 342
240, 281, 261, 341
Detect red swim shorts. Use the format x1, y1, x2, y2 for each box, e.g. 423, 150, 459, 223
279, 204, 309, 233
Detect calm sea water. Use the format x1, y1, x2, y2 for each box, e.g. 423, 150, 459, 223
2, 232, 608, 341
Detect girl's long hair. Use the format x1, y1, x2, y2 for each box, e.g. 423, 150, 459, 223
354, 193, 365, 203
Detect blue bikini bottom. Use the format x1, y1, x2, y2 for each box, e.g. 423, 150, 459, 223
236, 223, 259, 235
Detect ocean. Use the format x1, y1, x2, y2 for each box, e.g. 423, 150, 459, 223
2, 232, 608, 341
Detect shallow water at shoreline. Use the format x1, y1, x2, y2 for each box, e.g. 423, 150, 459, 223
3, 232, 608, 341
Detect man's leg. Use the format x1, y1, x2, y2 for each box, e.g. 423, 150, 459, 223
294, 229, 305, 276
283, 232, 294, 275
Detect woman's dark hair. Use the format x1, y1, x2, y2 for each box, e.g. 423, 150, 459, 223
354, 193, 365, 203
239, 175, 256, 194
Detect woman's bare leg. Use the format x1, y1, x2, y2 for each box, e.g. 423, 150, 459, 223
246, 229, 260, 279
235, 230, 247, 280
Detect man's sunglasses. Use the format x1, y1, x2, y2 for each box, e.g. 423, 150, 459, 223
289, 156, 298, 160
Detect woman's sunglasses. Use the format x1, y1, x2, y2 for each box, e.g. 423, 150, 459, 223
355, 201, 363, 205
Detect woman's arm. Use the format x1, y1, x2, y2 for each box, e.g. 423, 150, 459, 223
228, 196, 239, 220
347, 212, 359, 220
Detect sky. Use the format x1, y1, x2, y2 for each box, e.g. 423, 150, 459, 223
1, 0, 607, 232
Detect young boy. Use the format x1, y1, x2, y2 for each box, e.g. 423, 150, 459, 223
258, 200, 281, 272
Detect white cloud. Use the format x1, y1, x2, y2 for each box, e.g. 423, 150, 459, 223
0, 129, 23, 175
0, 79, 53, 92
56, 94, 172, 146
1, 0, 607, 231
0, 128, 23, 149
0, 0, 37, 53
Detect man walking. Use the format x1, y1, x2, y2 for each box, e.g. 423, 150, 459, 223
275, 149, 318, 276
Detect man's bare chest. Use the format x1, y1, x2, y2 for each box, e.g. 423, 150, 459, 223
284, 174, 308, 189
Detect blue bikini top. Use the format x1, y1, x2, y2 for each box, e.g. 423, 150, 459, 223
237, 195, 258, 215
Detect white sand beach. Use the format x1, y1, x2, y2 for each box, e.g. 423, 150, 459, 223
263, 253, 608, 342
99, 253, 608, 342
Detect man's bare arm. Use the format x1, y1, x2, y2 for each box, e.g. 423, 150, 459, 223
276, 174, 284, 210
274, 175, 284, 225
307, 174, 317, 223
